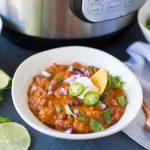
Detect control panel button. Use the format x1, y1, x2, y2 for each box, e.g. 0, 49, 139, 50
108, 0, 121, 12
125, 0, 136, 8
88, 5, 103, 15
88, 0, 103, 4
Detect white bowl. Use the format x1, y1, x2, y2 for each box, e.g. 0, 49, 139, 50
12, 46, 143, 140
138, 0, 150, 43
0, 18, 2, 34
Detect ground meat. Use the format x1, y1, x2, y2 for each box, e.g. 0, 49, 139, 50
111, 98, 119, 106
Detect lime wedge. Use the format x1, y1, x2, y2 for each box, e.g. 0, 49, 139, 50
0, 69, 12, 90
0, 122, 31, 150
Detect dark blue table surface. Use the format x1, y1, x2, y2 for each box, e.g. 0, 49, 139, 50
0, 22, 147, 150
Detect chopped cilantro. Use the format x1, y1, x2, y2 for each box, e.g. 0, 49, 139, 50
117, 96, 126, 107
77, 116, 89, 122
108, 76, 123, 89
102, 109, 111, 125
90, 118, 105, 132
55, 76, 62, 81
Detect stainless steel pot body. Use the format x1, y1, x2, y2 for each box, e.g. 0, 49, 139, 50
0, 0, 146, 39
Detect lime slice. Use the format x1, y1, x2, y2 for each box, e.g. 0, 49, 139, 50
0, 69, 12, 90
0, 122, 31, 150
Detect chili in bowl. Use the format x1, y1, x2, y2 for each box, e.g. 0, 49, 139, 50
12, 46, 143, 139
28, 62, 127, 134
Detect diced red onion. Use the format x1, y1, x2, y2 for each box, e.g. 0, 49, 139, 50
47, 85, 53, 95
63, 78, 71, 84
73, 74, 83, 78
99, 103, 106, 110
31, 86, 37, 91
64, 128, 72, 134
41, 70, 51, 78
84, 70, 90, 78
48, 90, 52, 95
63, 74, 82, 84
55, 120, 64, 128
59, 88, 67, 96
71, 70, 82, 76
73, 109, 78, 115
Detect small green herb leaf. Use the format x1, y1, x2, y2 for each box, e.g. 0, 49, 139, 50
90, 119, 105, 132
117, 96, 126, 107
55, 76, 62, 81
55, 106, 62, 113
77, 116, 89, 122
0, 117, 11, 123
103, 109, 111, 125
108, 76, 123, 89
0, 91, 4, 105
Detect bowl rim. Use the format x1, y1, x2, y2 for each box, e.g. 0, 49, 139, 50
138, 0, 150, 33
12, 46, 143, 140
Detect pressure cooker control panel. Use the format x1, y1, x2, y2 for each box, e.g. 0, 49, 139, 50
70, 0, 145, 22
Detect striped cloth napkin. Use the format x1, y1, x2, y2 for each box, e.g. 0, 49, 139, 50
122, 42, 150, 150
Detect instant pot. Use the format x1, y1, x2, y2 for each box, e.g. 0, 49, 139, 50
0, 0, 146, 39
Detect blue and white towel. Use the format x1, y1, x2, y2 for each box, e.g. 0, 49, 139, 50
123, 42, 150, 150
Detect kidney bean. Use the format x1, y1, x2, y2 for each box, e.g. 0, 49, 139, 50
67, 100, 82, 106
108, 108, 115, 115
98, 116, 105, 125
110, 120, 118, 126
